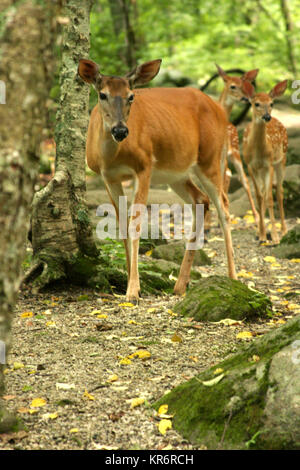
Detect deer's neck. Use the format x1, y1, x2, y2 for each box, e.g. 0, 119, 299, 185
251, 117, 267, 147
219, 90, 233, 118
99, 117, 120, 165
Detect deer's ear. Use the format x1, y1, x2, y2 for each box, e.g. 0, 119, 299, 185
242, 80, 255, 100
215, 64, 229, 82
78, 59, 101, 85
269, 80, 288, 98
126, 59, 162, 88
242, 68, 259, 82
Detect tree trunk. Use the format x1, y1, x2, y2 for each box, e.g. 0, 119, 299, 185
280, 0, 297, 78
29, 0, 100, 290
0, 0, 58, 432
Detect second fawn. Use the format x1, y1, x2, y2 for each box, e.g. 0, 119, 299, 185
242, 80, 288, 244
216, 64, 259, 224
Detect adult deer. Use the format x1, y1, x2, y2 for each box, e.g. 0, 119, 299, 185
78, 58, 236, 302
242, 80, 288, 244
216, 65, 259, 223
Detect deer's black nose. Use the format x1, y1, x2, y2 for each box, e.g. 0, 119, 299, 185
262, 114, 271, 122
111, 125, 129, 142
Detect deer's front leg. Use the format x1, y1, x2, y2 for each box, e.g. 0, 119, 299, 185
126, 170, 151, 303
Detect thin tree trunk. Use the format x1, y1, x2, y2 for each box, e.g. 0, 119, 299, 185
29, 0, 99, 290
280, 0, 297, 78
0, 0, 58, 432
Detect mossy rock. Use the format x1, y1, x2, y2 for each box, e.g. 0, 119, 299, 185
272, 225, 300, 259
152, 240, 211, 266
139, 259, 201, 295
173, 275, 272, 322
0, 409, 24, 434
65, 252, 201, 296
154, 315, 300, 449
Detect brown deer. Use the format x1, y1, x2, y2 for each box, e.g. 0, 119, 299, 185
78, 58, 236, 302
242, 79, 288, 244
216, 65, 259, 224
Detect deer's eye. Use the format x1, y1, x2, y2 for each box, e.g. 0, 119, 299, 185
128, 94, 134, 103
255, 102, 260, 107
230, 85, 236, 90
270, 102, 274, 107
99, 92, 107, 101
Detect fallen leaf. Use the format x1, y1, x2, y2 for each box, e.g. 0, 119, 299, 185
264, 256, 276, 263
13, 362, 25, 370
130, 397, 145, 409
30, 398, 47, 408
158, 404, 168, 416
107, 374, 118, 383
202, 374, 224, 387
214, 318, 243, 326
129, 349, 151, 360
20, 311, 34, 318
119, 357, 132, 365
171, 333, 183, 343
158, 419, 172, 435
69, 428, 79, 433
56, 382, 75, 390
83, 389, 95, 401
214, 368, 224, 375
236, 331, 253, 339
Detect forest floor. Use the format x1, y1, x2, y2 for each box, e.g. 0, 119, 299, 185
1, 211, 300, 450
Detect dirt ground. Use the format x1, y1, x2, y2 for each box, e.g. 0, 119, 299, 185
1, 209, 300, 450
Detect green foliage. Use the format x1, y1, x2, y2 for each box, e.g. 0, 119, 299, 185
90, 0, 299, 92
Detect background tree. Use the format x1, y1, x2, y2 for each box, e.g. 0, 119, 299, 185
0, 0, 59, 431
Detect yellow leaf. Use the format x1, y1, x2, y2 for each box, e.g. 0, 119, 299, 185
129, 350, 151, 360
290, 259, 300, 263
107, 374, 118, 383
264, 256, 276, 263
46, 321, 56, 327
145, 249, 153, 257
69, 428, 79, 433
202, 374, 224, 387
237, 270, 254, 278
30, 398, 47, 408
119, 357, 132, 365
158, 419, 172, 435
90, 310, 102, 315
158, 404, 168, 416
147, 307, 158, 313
130, 397, 145, 409
171, 333, 182, 343
167, 309, 177, 316
214, 368, 224, 375
236, 331, 253, 339
42, 412, 58, 420
288, 303, 300, 310
83, 389, 95, 401
251, 355, 260, 362
13, 362, 24, 370
20, 311, 33, 318
97, 314, 108, 319
118, 302, 135, 308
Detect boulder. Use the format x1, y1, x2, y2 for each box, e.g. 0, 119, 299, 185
273, 225, 300, 259
154, 315, 300, 449
173, 275, 272, 322
152, 240, 211, 266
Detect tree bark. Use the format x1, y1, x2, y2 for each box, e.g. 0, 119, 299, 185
29, 0, 99, 290
0, 0, 58, 432
280, 0, 297, 78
